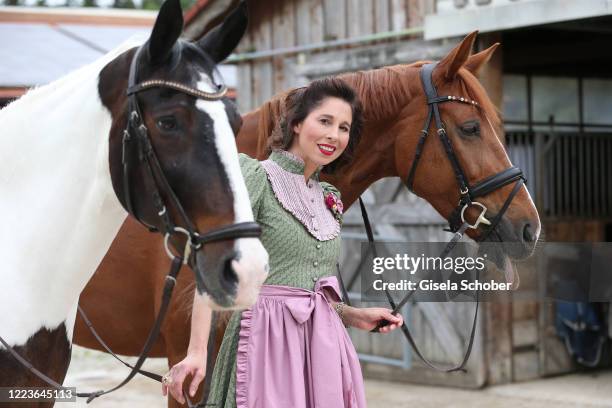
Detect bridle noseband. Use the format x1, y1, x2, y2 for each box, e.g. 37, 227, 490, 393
121, 45, 262, 263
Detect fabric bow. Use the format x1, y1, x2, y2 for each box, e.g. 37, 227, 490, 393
284, 277, 342, 324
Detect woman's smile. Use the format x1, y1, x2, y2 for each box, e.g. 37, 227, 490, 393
317, 143, 336, 156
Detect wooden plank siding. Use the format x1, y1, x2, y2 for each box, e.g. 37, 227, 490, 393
271, 0, 295, 93
249, 1, 274, 107
245, 0, 421, 51
374, 0, 391, 33
323, 0, 345, 40
236, 0, 428, 112
234, 5, 253, 114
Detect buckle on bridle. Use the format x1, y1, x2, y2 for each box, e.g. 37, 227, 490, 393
190, 231, 203, 251
460, 201, 492, 230
164, 227, 194, 264
137, 124, 148, 139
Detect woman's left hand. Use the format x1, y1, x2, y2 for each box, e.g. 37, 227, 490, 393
350, 307, 404, 333
161, 352, 206, 404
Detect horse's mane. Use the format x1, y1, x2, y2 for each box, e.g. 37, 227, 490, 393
338, 65, 416, 121
253, 64, 419, 154
253, 61, 502, 152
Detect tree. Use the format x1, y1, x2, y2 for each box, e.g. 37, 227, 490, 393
140, 0, 195, 11
140, 0, 161, 10
180, 0, 195, 11
113, 0, 136, 8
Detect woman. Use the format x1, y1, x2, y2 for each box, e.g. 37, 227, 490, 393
162, 78, 404, 407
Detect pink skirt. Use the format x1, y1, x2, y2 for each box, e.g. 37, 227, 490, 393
235, 276, 367, 408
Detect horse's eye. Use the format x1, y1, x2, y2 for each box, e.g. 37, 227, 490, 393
156, 116, 177, 132
460, 121, 480, 137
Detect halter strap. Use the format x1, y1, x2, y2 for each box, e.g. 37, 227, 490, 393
120, 45, 260, 252
406, 63, 480, 198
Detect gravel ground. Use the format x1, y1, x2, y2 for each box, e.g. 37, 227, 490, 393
62, 346, 612, 408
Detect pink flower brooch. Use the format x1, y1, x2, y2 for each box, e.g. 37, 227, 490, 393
324, 191, 344, 221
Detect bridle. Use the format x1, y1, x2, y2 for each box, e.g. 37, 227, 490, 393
339, 62, 527, 373
0, 44, 261, 407
121, 45, 262, 264
406, 62, 525, 238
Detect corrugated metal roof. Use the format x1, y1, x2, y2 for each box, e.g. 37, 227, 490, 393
1, 23, 101, 86
57, 24, 150, 53
0, 21, 236, 88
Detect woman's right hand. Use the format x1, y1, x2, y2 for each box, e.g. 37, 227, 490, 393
162, 352, 207, 404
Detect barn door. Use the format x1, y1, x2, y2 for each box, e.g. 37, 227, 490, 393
339, 178, 487, 387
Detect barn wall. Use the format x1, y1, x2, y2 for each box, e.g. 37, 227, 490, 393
235, 0, 436, 112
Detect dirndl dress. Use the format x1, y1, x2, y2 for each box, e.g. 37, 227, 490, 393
205, 150, 367, 408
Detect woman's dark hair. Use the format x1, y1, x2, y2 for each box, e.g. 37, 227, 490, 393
269, 77, 363, 175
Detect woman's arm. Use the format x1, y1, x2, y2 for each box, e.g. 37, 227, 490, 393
329, 300, 403, 333
188, 291, 213, 356
162, 291, 212, 404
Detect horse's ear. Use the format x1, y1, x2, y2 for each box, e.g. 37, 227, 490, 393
437, 30, 478, 81
146, 0, 183, 66
464, 43, 500, 76
197, 0, 248, 63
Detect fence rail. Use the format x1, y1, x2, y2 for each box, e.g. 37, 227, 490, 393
506, 131, 612, 219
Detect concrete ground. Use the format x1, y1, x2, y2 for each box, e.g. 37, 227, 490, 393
62, 346, 612, 408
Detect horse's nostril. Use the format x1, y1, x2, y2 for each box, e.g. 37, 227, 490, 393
523, 223, 534, 242
221, 256, 238, 292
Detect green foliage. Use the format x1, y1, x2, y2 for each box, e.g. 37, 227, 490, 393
113, 0, 136, 8
140, 0, 162, 10
180, 0, 196, 11
1, 0, 196, 10
141, 0, 195, 11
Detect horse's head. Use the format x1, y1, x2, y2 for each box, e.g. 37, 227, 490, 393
100, 0, 268, 310
395, 31, 540, 269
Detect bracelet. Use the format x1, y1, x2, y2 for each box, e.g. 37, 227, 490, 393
334, 302, 349, 328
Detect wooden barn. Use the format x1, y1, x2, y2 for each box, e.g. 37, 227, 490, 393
184, 0, 612, 388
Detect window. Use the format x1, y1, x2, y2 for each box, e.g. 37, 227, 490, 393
532, 76, 579, 130
503, 74, 612, 131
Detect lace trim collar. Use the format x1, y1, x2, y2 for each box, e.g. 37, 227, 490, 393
260, 158, 340, 241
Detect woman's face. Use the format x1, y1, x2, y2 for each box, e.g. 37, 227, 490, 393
290, 97, 352, 167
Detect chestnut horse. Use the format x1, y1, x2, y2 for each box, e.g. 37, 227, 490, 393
74, 32, 541, 407
0, 0, 268, 403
